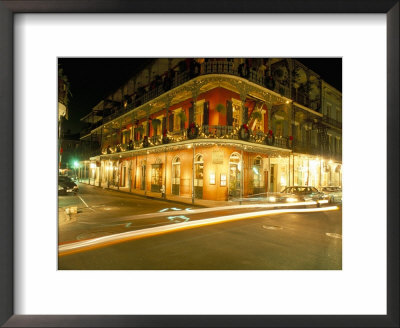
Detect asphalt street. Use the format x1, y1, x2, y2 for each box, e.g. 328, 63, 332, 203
58, 185, 342, 270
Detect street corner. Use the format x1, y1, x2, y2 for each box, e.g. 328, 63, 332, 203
58, 206, 78, 226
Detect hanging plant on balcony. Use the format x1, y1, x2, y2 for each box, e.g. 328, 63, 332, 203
162, 129, 169, 144
143, 136, 149, 148
250, 110, 263, 122
215, 103, 226, 115
151, 118, 161, 135
187, 122, 199, 139
265, 129, 275, 146
293, 67, 307, 88
273, 65, 288, 82
238, 124, 251, 141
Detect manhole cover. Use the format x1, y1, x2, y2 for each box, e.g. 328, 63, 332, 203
326, 232, 342, 239
76, 231, 113, 240
262, 225, 283, 230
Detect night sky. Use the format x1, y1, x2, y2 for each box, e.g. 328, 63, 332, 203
58, 58, 342, 134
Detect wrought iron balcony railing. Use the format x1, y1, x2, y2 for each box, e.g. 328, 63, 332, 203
98, 60, 295, 126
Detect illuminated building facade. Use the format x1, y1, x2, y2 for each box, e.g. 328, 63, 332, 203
79, 58, 342, 201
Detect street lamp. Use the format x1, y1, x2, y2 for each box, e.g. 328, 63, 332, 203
73, 160, 79, 181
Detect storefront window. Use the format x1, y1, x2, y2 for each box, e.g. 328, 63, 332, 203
151, 164, 163, 192
194, 154, 204, 186
252, 156, 264, 194
229, 153, 241, 197
172, 157, 180, 195
194, 154, 204, 199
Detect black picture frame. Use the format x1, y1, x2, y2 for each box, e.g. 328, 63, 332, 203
0, 1, 398, 327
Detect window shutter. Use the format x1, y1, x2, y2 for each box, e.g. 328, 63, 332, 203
203, 101, 209, 126
244, 106, 249, 124
226, 100, 233, 126
180, 111, 185, 129
189, 104, 194, 124
169, 113, 174, 132
162, 116, 166, 133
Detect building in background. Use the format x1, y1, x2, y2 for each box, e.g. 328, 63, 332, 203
58, 68, 71, 169
78, 58, 342, 201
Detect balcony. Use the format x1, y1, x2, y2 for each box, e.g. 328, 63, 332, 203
99, 124, 295, 157
98, 60, 295, 126
293, 141, 321, 156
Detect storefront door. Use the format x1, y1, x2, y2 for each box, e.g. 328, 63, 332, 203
270, 164, 276, 192
194, 154, 203, 199
151, 164, 163, 192
141, 164, 146, 190
229, 153, 241, 198
172, 157, 180, 195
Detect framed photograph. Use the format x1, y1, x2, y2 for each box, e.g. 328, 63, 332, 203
1, 1, 398, 327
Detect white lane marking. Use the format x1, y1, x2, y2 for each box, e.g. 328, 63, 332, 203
78, 196, 89, 207
78, 196, 95, 212
59, 206, 339, 255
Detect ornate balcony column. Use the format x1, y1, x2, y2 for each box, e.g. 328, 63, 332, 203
145, 104, 151, 136
288, 102, 293, 137
163, 95, 172, 132
131, 111, 136, 142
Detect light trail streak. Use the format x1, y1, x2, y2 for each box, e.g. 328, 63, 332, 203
102, 201, 320, 223
59, 206, 339, 256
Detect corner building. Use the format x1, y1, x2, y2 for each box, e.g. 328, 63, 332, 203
79, 58, 342, 202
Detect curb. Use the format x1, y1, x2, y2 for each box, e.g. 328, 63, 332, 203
79, 182, 210, 208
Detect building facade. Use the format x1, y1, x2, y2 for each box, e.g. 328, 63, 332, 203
78, 58, 342, 201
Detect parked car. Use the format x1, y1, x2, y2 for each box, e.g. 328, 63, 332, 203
244, 192, 305, 204
58, 176, 78, 194
321, 186, 342, 203
281, 186, 329, 202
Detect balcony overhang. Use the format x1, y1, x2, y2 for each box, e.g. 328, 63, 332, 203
293, 102, 323, 117
98, 138, 292, 161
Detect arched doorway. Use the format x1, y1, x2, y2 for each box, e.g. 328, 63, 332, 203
172, 156, 180, 195
194, 154, 204, 199
229, 152, 242, 198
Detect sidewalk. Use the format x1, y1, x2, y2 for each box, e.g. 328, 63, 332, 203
81, 181, 241, 208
